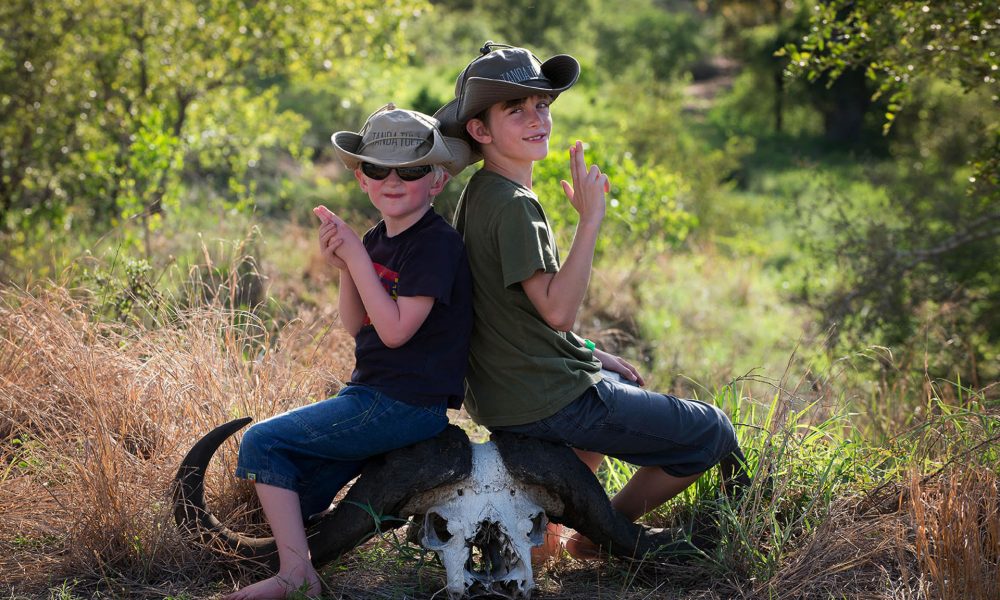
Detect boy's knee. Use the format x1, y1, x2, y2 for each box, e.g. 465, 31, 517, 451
708, 404, 740, 459
238, 421, 273, 455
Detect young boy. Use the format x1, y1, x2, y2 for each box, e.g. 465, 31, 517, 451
228, 104, 473, 599
434, 43, 745, 557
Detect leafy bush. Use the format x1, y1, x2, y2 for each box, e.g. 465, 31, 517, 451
531, 128, 697, 259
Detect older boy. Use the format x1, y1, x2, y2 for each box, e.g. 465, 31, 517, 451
435, 43, 745, 557
228, 105, 472, 599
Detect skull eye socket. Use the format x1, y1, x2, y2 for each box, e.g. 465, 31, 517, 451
422, 511, 453, 548
528, 511, 547, 545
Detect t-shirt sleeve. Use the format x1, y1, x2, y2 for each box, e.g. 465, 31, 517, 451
496, 196, 559, 289
394, 233, 463, 304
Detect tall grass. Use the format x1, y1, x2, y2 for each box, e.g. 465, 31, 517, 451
2, 254, 997, 598
0, 275, 354, 596
587, 368, 998, 598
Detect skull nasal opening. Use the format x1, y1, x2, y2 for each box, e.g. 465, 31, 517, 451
466, 520, 521, 578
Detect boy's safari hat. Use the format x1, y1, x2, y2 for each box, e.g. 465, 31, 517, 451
331, 103, 471, 176
434, 42, 580, 141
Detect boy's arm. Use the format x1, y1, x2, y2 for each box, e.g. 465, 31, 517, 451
316, 210, 367, 335
316, 206, 434, 348
336, 270, 366, 337
521, 141, 607, 331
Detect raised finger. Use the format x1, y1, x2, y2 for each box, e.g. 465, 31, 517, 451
313, 205, 335, 223
573, 141, 587, 181
568, 143, 582, 187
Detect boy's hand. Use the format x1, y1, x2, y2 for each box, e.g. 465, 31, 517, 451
560, 140, 609, 227
314, 205, 363, 269
593, 348, 645, 386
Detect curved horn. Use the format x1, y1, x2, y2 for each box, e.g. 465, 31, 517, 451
304, 424, 472, 567
174, 419, 473, 571
173, 417, 281, 569
491, 431, 695, 559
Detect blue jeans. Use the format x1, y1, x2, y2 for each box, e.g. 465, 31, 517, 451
494, 378, 739, 477
235, 384, 449, 517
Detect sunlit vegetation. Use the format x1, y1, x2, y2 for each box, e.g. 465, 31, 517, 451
2, 0, 997, 598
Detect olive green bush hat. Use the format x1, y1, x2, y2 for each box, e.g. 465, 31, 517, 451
332, 103, 471, 176
433, 42, 580, 147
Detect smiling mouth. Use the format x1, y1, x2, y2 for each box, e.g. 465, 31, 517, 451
524, 133, 547, 142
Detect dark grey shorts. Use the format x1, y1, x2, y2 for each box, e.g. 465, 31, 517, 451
493, 378, 739, 477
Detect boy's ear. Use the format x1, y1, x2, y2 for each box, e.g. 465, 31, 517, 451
466, 118, 491, 145
429, 171, 451, 196
353, 167, 368, 191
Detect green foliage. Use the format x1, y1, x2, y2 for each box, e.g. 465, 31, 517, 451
783, 0, 999, 187
47, 580, 85, 600
468, 0, 595, 53
631, 251, 814, 393
710, 0, 818, 135
708, 68, 825, 137
5, 3, 1000, 597
0, 0, 427, 251
593, 0, 708, 83
784, 1, 999, 113
532, 129, 697, 259
82, 256, 164, 324
773, 0, 1000, 385
593, 80, 753, 241
184, 86, 310, 213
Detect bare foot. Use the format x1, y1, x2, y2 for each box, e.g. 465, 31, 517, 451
531, 522, 566, 564
224, 567, 322, 600
564, 530, 603, 560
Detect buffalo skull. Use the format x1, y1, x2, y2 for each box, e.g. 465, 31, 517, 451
174, 419, 746, 597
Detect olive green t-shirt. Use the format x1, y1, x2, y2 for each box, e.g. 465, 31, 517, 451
454, 169, 601, 427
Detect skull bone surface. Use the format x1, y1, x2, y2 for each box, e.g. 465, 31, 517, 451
408, 441, 556, 599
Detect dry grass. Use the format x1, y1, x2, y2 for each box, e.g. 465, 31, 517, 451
0, 284, 353, 595
757, 467, 1000, 600
1, 282, 998, 599
909, 468, 1000, 600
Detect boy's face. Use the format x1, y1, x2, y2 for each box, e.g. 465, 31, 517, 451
468, 95, 553, 165
354, 166, 448, 223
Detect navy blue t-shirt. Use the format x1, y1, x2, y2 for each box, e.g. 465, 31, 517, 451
350, 208, 472, 409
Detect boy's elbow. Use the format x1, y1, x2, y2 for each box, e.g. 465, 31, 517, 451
341, 320, 362, 338
380, 334, 406, 349
379, 329, 416, 349
550, 319, 574, 332
541, 309, 575, 332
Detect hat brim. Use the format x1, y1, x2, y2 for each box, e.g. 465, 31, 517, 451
331, 129, 471, 177
433, 54, 580, 168
433, 99, 482, 166
456, 54, 580, 122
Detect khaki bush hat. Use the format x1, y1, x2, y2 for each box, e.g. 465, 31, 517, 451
434, 42, 580, 146
331, 103, 471, 176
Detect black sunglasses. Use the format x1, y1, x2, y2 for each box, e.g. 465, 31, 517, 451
361, 162, 433, 182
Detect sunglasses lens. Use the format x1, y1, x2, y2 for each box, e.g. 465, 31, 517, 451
361, 163, 432, 181
396, 166, 433, 181
361, 163, 392, 180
